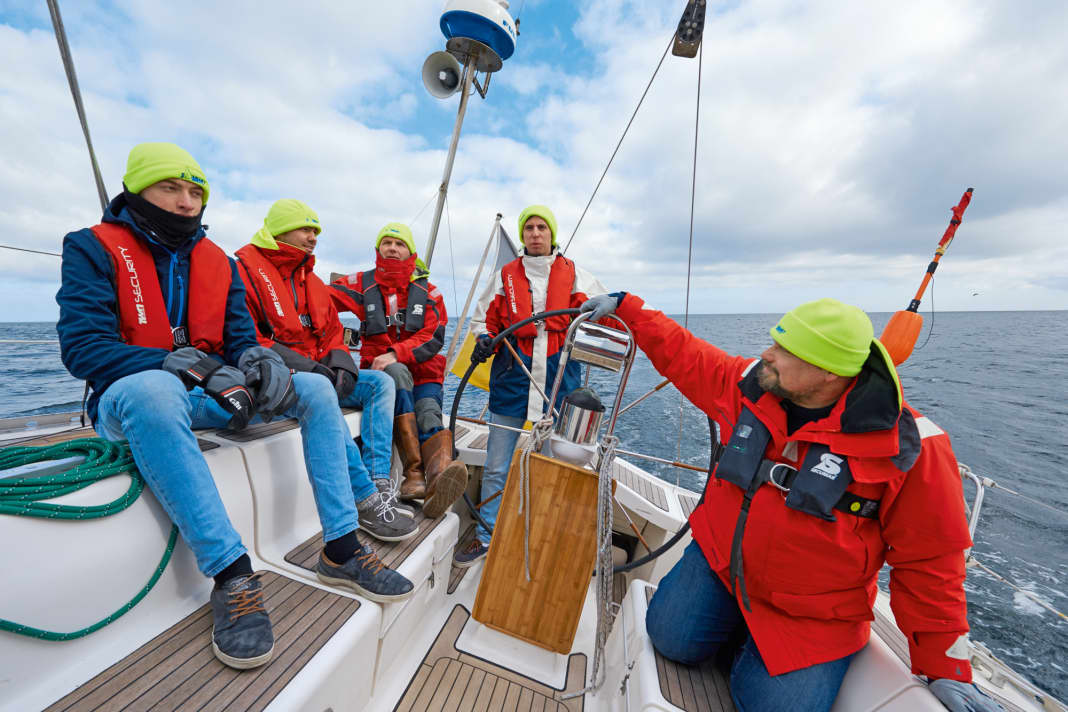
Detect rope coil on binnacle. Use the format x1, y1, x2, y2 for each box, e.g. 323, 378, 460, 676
563, 434, 619, 699
0, 437, 178, 641
516, 417, 556, 581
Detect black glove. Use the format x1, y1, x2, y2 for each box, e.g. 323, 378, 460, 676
269, 343, 332, 379
471, 333, 496, 365
331, 368, 357, 399
163, 347, 255, 430
319, 349, 359, 400
239, 346, 297, 422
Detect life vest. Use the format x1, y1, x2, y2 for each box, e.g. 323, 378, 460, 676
713, 406, 892, 610
359, 268, 430, 337
235, 244, 334, 349
498, 255, 576, 338
91, 222, 229, 352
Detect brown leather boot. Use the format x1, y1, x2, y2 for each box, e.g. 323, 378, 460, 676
421, 429, 469, 518
394, 413, 426, 501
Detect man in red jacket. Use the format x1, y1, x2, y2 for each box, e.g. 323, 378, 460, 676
579, 294, 1001, 712
235, 200, 416, 541
330, 223, 467, 519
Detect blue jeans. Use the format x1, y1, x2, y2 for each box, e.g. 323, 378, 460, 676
340, 368, 395, 481
95, 369, 368, 578
646, 541, 855, 712
476, 411, 526, 545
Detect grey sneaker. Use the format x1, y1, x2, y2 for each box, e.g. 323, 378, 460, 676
356, 491, 418, 541
375, 478, 415, 518
210, 573, 274, 669
453, 539, 489, 568
317, 544, 416, 602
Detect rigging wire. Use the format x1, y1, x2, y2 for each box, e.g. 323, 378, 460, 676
409, 189, 440, 226
675, 41, 703, 467
0, 244, 61, 258
562, 35, 675, 254
444, 195, 461, 318
46, 0, 108, 213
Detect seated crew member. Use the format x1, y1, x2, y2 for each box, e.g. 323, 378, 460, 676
329, 223, 467, 519
456, 205, 608, 567
56, 143, 414, 672
578, 293, 1004, 712
234, 199, 415, 540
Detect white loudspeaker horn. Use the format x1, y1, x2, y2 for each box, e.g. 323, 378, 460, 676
422, 51, 463, 99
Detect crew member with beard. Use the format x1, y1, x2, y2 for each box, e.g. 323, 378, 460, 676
56, 144, 414, 672
577, 294, 1002, 712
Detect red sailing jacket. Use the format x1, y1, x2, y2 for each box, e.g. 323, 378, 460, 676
486, 255, 578, 356
615, 294, 973, 681
234, 243, 346, 361
329, 255, 447, 386
92, 221, 229, 352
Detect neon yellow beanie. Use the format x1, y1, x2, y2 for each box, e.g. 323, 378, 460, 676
517, 205, 558, 246
375, 222, 417, 255
770, 299, 875, 377
123, 142, 210, 204
374, 222, 431, 279
251, 199, 321, 249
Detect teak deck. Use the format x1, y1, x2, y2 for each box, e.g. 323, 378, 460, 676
44, 571, 360, 712
647, 588, 737, 712
284, 508, 447, 572
394, 605, 587, 712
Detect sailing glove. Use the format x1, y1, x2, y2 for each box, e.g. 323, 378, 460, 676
319, 349, 359, 400
580, 292, 626, 322
928, 680, 1005, 712
471, 334, 496, 364
239, 346, 297, 422
270, 343, 334, 380
163, 347, 255, 430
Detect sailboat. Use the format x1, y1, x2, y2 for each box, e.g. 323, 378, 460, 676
1, 2, 1064, 711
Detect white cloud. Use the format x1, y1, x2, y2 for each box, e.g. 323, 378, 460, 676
0, 0, 1066, 323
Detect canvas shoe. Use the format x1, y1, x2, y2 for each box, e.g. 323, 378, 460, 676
317, 544, 415, 603
356, 491, 418, 541
452, 539, 488, 569
210, 573, 274, 669
375, 478, 415, 518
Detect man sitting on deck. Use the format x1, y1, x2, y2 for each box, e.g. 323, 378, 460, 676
234, 199, 415, 541
55, 143, 414, 672
578, 294, 1003, 712
329, 223, 468, 519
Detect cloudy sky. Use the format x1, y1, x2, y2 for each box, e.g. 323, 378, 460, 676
1, 0, 1065, 322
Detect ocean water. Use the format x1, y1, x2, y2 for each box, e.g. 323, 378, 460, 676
2, 312, 1066, 701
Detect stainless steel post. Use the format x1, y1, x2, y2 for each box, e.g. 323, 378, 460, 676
423, 55, 477, 267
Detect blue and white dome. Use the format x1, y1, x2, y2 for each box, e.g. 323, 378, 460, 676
440, 0, 517, 62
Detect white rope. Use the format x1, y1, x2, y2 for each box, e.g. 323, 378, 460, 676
564, 434, 619, 698
516, 416, 555, 581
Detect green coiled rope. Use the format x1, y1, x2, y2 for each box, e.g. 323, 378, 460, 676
0, 437, 178, 641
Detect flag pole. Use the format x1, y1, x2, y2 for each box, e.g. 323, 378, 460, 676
445, 214, 502, 370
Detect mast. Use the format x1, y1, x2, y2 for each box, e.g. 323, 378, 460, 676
419, 0, 518, 267
423, 57, 477, 267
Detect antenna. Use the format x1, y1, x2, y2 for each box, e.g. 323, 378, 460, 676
421, 0, 518, 267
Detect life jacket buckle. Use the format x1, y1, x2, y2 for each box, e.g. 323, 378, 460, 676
767, 462, 797, 492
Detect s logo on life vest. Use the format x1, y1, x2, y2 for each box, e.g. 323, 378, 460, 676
811, 453, 844, 480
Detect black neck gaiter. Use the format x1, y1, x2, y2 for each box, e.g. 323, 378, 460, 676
123, 188, 205, 250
